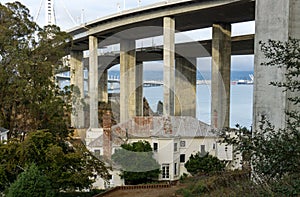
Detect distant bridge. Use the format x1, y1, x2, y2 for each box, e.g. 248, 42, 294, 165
55, 74, 163, 88
107, 77, 163, 87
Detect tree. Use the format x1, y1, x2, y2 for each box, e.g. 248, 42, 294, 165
0, 2, 72, 139
7, 163, 54, 197
112, 141, 160, 185
220, 38, 300, 194
185, 152, 225, 176
0, 130, 109, 192
0, 2, 109, 192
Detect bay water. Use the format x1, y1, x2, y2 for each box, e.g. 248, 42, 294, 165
109, 70, 254, 128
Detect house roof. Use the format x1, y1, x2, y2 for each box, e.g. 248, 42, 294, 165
0, 127, 9, 134
112, 116, 215, 138
88, 116, 216, 148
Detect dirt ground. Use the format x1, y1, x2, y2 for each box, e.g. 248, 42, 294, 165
101, 186, 183, 197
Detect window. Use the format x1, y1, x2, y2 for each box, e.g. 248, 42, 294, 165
162, 164, 170, 179
153, 143, 158, 152
180, 140, 186, 147
213, 143, 216, 150
180, 154, 185, 163
174, 163, 178, 176
94, 149, 100, 156
174, 143, 178, 152
200, 145, 206, 154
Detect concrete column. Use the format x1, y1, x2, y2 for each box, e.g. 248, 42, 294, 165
254, 0, 300, 130
175, 57, 197, 117
89, 36, 99, 128
98, 69, 108, 103
163, 16, 175, 116
211, 23, 231, 129
136, 62, 144, 116
120, 39, 136, 123
70, 51, 85, 128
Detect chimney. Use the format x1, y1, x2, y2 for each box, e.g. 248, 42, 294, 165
163, 116, 172, 134
103, 110, 112, 161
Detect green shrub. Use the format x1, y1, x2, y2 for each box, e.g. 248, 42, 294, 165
7, 163, 54, 197
185, 152, 225, 175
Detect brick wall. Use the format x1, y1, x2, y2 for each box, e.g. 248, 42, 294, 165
103, 111, 112, 160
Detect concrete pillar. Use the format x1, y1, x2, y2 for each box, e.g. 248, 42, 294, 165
211, 23, 231, 129
136, 62, 144, 116
254, 0, 300, 130
70, 51, 85, 128
89, 36, 99, 128
98, 69, 108, 103
175, 57, 197, 117
163, 16, 175, 116
120, 39, 136, 123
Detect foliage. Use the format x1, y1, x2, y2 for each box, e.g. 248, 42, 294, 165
175, 170, 265, 197
0, 2, 72, 139
112, 140, 160, 185
0, 2, 109, 192
184, 152, 225, 176
0, 130, 109, 192
220, 38, 300, 195
6, 163, 54, 197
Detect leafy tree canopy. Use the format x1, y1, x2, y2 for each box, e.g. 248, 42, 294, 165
7, 163, 54, 197
0, 130, 109, 192
0, 2, 72, 139
0, 2, 109, 193
112, 141, 160, 185
185, 152, 225, 176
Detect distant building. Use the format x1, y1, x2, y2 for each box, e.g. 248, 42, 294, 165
86, 116, 238, 189
0, 127, 9, 143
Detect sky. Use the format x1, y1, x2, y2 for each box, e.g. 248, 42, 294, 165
0, 0, 255, 71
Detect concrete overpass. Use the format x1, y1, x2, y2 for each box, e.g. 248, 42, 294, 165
68, 0, 300, 132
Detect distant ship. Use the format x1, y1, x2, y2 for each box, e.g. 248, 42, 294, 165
234, 74, 254, 85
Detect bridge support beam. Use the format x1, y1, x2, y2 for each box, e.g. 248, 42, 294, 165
163, 16, 175, 116
211, 23, 231, 129
175, 57, 197, 117
254, 0, 300, 130
70, 50, 85, 128
89, 36, 99, 128
136, 62, 144, 116
120, 39, 137, 122
98, 69, 108, 103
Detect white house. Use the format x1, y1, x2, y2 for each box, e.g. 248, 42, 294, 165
86, 116, 238, 189
0, 127, 9, 143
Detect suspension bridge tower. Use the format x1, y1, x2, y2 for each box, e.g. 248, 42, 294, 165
45, 0, 55, 25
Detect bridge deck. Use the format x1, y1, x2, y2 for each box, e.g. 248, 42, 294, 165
68, 0, 255, 51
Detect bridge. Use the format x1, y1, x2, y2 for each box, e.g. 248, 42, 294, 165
106, 77, 163, 87
68, 0, 300, 131
56, 73, 163, 88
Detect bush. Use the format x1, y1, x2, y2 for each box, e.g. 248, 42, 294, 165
184, 152, 225, 175
6, 163, 54, 197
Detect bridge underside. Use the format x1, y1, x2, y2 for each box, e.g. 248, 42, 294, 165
70, 0, 255, 130
70, 0, 300, 132
70, 0, 255, 51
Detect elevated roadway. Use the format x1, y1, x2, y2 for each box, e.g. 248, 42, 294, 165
68, 0, 255, 50
68, 0, 300, 132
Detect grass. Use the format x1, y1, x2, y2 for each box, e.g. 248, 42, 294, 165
176, 170, 273, 197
